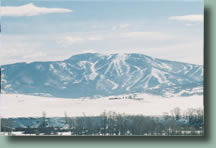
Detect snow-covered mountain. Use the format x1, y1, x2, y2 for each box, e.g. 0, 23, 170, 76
1, 53, 203, 98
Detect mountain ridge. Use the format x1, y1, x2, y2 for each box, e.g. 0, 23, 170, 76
1, 53, 203, 98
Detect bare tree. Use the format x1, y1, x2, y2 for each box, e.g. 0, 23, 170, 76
171, 107, 181, 120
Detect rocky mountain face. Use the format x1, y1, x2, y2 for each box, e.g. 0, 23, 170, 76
1, 53, 203, 98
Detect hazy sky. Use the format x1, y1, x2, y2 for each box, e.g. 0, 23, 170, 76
0, 0, 203, 65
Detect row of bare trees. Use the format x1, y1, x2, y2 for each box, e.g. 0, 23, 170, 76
1, 108, 203, 136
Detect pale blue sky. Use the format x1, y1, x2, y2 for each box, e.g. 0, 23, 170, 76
0, 0, 203, 65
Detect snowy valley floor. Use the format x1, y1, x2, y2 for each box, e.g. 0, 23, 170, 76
0, 94, 203, 118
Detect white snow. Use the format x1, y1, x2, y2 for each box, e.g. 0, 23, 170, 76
124, 68, 147, 90
49, 63, 72, 81
133, 65, 141, 71
0, 93, 203, 118
4, 84, 12, 89
176, 87, 203, 96
79, 61, 98, 80
104, 54, 130, 76
189, 66, 203, 80
107, 80, 119, 90
154, 60, 172, 71
73, 78, 83, 84
49, 64, 57, 73
152, 68, 167, 83
58, 62, 67, 69
143, 74, 152, 88
89, 62, 98, 80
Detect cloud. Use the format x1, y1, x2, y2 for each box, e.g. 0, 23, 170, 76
87, 36, 103, 41
0, 3, 72, 17
63, 36, 84, 44
112, 24, 131, 31
185, 23, 193, 27
0, 43, 47, 65
22, 52, 47, 60
112, 26, 118, 31
168, 14, 203, 22
0, 35, 70, 65
120, 32, 175, 40
119, 24, 130, 29
58, 35, 103, 47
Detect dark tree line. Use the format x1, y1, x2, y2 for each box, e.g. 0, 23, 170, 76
1, 108, 203, 136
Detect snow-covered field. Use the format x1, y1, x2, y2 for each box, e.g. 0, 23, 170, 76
0, 94, 203, 118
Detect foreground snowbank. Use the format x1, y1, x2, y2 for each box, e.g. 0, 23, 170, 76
0, 94, 203, 118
